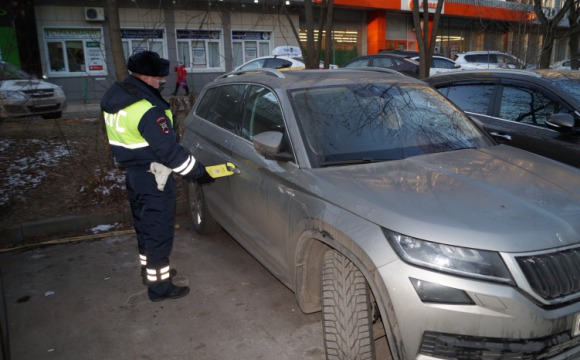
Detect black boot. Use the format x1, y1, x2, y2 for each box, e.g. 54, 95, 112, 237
151, 284, 190, 302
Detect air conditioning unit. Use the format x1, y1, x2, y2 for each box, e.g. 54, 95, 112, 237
85, 7, 105, 21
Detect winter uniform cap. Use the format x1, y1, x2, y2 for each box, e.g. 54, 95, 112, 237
127, 51, 170, 77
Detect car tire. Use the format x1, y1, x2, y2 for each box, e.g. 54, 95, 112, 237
184, 180, 222, 235
41, 111, 62, 119
322, 249, 375, 360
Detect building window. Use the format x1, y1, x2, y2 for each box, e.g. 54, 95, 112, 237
43, 28, 107, 77
121, 28, 166, 61
232, 31, 272, 69
176, 29, 225, 72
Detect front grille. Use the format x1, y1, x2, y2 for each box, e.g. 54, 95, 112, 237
420, 331, 580, 359
22, 88, 55, 99
516, 247, 580, 300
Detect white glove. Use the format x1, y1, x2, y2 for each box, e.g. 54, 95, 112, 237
149, 162, 173, 191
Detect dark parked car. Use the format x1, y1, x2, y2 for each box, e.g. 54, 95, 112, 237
342, 53, 419, 78
426, 69, 580, 168
181, 68, 580, 360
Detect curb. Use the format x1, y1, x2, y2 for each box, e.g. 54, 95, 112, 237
0, 201, 188, 248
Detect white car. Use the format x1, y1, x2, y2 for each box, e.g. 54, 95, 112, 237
411, 55, 464, 76
454, 51, 532, 70
550, 59, 579, 70
235, 46, 337, 72
0, 61, 66, 120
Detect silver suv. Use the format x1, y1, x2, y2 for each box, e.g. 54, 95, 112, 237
455, 50, 531, 69
181, 68, 580, 360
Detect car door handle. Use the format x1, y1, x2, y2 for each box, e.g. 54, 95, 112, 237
489, 132, 512, 141
195, 142, 203, 150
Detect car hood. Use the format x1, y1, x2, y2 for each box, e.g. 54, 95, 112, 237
0, 79, 59, 91
301, 145, 580, 252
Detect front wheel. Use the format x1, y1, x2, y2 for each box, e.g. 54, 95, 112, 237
322, 250, 375, 360
184, 180, 222, 235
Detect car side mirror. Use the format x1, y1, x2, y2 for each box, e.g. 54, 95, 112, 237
253, 131, 293, 161
454, 64, 461, 69
546, 113, 575, 133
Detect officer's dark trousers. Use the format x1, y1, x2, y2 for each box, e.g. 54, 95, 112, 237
126, 165, 176, 300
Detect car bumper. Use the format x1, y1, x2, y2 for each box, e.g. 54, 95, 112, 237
0, 96, 66, 118
378, 259, 580, 359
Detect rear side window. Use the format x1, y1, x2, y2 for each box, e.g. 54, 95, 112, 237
196, 84, 246, 131
241, 86, 284, 141
432, 58, 455, 69
373, 56, 396, 67
345, 58, 371, 67
438, 84, 495, 114
266, 58, 294, 69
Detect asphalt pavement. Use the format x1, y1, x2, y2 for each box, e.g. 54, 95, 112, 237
0, 214, 324, 359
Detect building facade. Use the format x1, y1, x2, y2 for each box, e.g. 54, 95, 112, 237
0, 0, 575, 102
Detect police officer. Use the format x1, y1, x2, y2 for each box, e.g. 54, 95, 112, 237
101, 51, 214, 302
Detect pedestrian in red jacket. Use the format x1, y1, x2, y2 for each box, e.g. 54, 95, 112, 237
173, 62, 189, 96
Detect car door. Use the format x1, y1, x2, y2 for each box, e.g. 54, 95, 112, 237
186, 84, 247, 227
228, 85, 299, 284
487, 81, 580, 167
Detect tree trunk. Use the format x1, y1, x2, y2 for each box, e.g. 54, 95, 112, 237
104, 0, 126, 82
324, 0, 334, 69
569, 1, 579, 70
412, 0, 444, 79
304, 0, 318, 69
533, 0, 574, 68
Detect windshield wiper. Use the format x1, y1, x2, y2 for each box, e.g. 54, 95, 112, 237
319, 158, 393, 167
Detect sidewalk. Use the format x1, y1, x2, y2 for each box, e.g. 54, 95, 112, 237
63, 99, 102, 119
0, 214, 324, 359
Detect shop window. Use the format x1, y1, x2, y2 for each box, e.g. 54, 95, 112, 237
176, 29, 224, 72
232, 31, 272, 69
44, 28, 107, 77
121, 28, 166, 61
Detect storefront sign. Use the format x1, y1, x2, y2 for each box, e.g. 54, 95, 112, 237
176, 30, 220, 40
232, 31, 271, 40
401, 0, 444, 13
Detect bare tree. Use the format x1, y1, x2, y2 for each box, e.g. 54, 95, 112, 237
533, 0, 575, 68
411, 0, 445, 79
568, 0, 579, 69
104, 0, 127, 81
282, 0, 334, 69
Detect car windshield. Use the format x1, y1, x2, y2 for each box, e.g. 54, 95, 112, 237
290, 82, 493, 167
0, 62, 33, 80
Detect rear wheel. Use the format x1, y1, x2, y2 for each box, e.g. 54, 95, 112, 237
322, 250, 375, 360
185, 180, 221, 235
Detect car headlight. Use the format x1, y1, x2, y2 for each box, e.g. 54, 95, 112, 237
0, 90, 28, 101
54, 86, 65, 97
385, 229, 513, 284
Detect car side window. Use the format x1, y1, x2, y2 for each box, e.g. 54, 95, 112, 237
498, 85, 570, 126
373, 57, 394, 68
346, 58, 370, 67
266, 58, 293, 69
433, 58, 454, 69
195, 84, 246, 131
240, 86, 285, 141
239, 58, 266, 70
439, 84, 495, 114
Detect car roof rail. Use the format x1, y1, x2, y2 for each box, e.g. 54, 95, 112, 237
218, 68, 287, 79
336, 67, 406, 77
